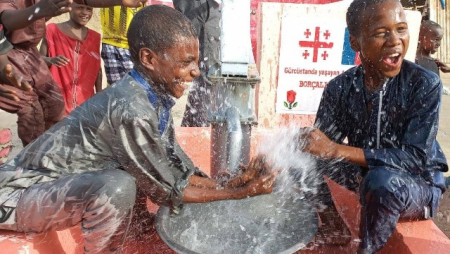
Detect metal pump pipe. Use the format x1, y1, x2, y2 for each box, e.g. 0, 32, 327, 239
209, 0, 259, 177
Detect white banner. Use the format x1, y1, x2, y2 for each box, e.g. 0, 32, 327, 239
276, 9, 354, 114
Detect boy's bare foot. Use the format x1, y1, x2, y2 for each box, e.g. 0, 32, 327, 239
313, 205, 351, 245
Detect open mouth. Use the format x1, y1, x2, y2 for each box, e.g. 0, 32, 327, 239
382, 53, 401, 68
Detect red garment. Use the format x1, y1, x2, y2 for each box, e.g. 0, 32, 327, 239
46, 23, 101, 115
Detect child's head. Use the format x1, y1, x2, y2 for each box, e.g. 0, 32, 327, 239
127, 5, 200, 99
346, 0, 409, 79
418, 20, 443, 55
69, 3, 93, 27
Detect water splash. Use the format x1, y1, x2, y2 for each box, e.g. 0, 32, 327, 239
257, 126, 320, 199
160, 126, 320, 254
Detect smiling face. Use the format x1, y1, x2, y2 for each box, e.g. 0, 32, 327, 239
351, 0, 409, 80
419, 26, 443, 55
150, 37, 200, 99
70, 3, 93, 26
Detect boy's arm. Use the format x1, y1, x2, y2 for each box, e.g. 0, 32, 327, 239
300, 77, 368, 168
435, 59, 450, 73
0, 0, 145, 32
182, 172, 276, 203
81, 0, 144, 7
300, 128, 368, 167
95, 69, 102, 93
39, 38, 69, 68
1, 0, 72, 32
39, 37, 52, 67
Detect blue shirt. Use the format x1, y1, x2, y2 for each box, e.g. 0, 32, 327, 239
130, 69, 176, 135
315, 60, 447, 188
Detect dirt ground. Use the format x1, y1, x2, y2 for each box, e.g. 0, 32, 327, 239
433, 188, 450, 237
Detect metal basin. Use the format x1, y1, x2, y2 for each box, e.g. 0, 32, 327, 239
156, 192, 318, 254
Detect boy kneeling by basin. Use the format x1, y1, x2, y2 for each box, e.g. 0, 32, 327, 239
0, 5, 276, 253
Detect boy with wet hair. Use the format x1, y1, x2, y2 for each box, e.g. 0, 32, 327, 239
416, 20, 450, 94
0, 5, 275, 253
301, 0, 447, 253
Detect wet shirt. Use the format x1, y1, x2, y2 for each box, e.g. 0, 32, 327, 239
315, 60, 448, 191
415, 55, 440, 76
100, 6, 142, 49
0, 73, 205, 226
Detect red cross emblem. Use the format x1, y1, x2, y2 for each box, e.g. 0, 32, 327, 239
299, 27, 334, 62
302, 50, 310, 59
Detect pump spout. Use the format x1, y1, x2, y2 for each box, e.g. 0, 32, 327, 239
225, 108, 243, 172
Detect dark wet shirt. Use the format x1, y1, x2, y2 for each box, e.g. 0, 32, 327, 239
0, 74, 206, 214
415, 55, 440, 76
315, 60, 448, 192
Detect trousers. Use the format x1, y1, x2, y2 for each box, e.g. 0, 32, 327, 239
358, 167, 434, 253
311, 161, 436, 253
15, 169, 137, 254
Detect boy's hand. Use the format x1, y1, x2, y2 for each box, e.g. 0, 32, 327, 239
1, 64, 32, 101
435, 59, 450, 73
223, 155, 271, 188
121, 0, 146, 7
245, 171, 277, 197
36, 0, 73, 18
240, 155, 271, 182
0, 84, 20, 102
300, 128, 337, 160
49, 55, 70, 67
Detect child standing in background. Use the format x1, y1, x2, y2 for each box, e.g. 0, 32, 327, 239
100, 5, 139, 85
416, 20, 450, 94
40, 3, 102, 115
